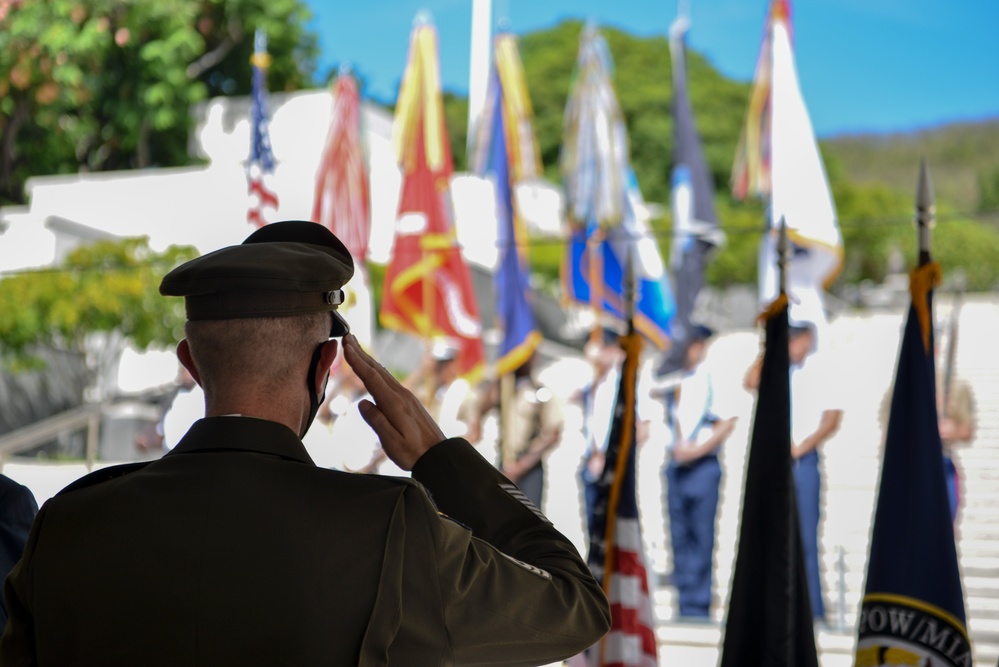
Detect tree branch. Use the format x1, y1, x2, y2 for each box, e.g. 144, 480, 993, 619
0, 96, 30, 203
186, 18, 245, 80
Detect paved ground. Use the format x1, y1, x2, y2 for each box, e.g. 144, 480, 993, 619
4, 296, 999, 666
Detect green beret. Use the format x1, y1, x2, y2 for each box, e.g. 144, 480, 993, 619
160, 220, 355, 337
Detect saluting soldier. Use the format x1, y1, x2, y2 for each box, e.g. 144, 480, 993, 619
0, 221, 610, 666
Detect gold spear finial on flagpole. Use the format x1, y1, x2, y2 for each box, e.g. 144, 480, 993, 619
916, 158, 935, 267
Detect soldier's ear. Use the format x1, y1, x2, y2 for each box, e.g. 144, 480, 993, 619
315, 339, 339, 391
177, 339, 203, 387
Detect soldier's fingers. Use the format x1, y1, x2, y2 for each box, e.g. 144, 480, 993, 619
356, 398, 401, 446
343, 336, 396, 399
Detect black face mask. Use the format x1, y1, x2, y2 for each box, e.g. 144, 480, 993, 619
302, 343, 327, 438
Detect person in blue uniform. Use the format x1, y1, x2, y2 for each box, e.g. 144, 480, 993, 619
656, 325, 736, 619
788, 322, 842, 623
747, 319, 842, 622
0, 221, 610, 666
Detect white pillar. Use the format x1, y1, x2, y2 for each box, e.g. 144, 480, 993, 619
467, 0, 492, 163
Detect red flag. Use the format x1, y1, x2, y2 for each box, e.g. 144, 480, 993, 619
380, 21, 484, 379
313, 73, 369, 261
312, 72, 374, 349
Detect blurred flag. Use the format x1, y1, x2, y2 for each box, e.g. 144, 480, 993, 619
731, 0, 842, 325
246, 29, 279, 228
312, 70, 374, 349
854, 260, 971, 666
656, 16, 725, 378
381, 19, 485, 379
472, 33, 542, 377
560, 24, 675, 349
719, 296, 818, 667
585, 327, 658, 667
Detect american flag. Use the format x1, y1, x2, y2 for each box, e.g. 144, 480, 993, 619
586, 328, 658, 667
246, 29, 279, 228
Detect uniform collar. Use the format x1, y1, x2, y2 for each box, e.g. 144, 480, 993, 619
167, 416, 314, 465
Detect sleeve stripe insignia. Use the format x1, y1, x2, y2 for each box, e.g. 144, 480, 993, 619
499, 551, 552, 580
498, 482, 552, 524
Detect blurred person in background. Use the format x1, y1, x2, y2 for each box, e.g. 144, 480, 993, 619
653, 324, 736, 619
404, 337, 479, 440
470, 351, 564, 510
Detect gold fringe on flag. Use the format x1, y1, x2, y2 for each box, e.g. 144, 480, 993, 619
910, 262, 942, 352
756, 292, 789, 325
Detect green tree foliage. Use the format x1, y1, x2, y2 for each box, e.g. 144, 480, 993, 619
977, 167, 999, 213
831, 178, 911, 284
701, 199, 765, 287
0, 238, 197, 393
442, 92, 470, 172
916, 218, 999, 292
0, 0, 318, 204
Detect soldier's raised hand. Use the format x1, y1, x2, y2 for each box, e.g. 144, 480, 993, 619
342, 334, 446, 470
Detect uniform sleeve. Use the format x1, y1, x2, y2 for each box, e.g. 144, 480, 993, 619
410, 438, 610, 665
948, 381, 977, 429
0, 502, 46, 667
539, 391, 564, 435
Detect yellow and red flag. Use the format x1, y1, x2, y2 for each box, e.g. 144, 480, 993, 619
381, 20, 484, 379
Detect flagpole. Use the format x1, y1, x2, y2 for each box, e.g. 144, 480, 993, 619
775, 214, 797, 663
916, 158, 934, 267
467, 0, 493, 160
623, 237, 636, 334
678, 0, 691, 22
777, 216, 789, 296
588, 228, 605, 345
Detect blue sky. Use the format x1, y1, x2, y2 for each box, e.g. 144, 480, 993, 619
304, 0, 999, 138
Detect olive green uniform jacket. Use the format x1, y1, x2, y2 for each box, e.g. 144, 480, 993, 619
0, 416, 609, 666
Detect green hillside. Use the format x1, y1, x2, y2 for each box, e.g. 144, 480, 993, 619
822, 119, 999, 214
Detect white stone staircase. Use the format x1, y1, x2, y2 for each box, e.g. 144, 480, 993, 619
630, 297, 999, 666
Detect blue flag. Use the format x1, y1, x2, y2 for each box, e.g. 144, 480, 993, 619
657, 17, 724, 377
855, 263, 971, 666
478, 64, 541, 376
562, 170, 676, 350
